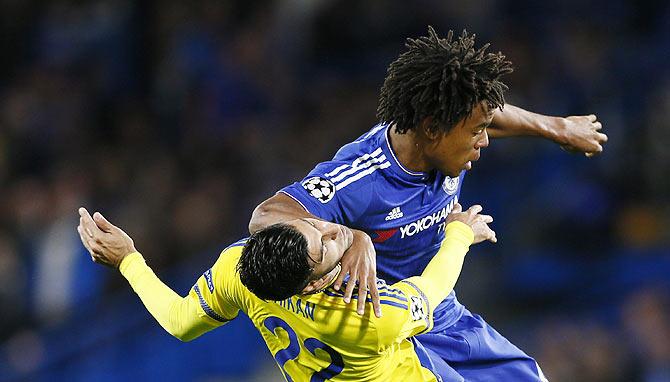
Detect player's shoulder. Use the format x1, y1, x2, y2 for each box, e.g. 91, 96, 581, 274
222, 238, 248, 252
212, 238, 247, 273
306, 123, 392, 191
219, 238, 247, 258
208, 238, 262, 307
333, 122, 389, 161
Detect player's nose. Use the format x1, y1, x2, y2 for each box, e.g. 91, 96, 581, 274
476, 130, 489, 148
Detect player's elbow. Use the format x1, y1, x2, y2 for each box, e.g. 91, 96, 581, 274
162, 319, 200, 342
249, 193, 308, 233
249, 197, 282, 233
169, 327, 198, 342
249, 202, 270, 233
173, 334, 194, 342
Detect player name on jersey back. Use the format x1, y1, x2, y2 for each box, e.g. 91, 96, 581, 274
274, 296, 317, 321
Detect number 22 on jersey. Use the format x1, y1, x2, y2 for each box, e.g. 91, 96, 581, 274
264, 316, 344, 382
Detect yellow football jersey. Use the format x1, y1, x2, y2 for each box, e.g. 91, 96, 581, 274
120, 222, 473, 382
191, 241, 438, 381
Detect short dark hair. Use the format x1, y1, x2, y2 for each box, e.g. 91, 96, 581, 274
377, 26, 514, 135
237, 223, 312, 301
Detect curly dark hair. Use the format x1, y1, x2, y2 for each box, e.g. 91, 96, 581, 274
237, 223, 312, 301
377, 26, 514, 134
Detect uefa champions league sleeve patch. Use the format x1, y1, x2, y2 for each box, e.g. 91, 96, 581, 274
302, 177, 336, 203
410, 295, 426, 321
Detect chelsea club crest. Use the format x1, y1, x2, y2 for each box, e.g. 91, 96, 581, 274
442, 176, 459, 195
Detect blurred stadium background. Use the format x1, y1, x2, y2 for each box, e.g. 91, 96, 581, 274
0, 1, 668, 381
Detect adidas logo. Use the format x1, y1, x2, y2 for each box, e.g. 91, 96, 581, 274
385, 207, 404, 221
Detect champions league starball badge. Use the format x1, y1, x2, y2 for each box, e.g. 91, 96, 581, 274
302, 177, 336, 203
442, 176, 459, 195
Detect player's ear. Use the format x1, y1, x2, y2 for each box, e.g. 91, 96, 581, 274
420, 117, 441, 141
301, 274, 329, 295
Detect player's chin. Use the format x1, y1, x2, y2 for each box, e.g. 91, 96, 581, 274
464, 160, 472, 171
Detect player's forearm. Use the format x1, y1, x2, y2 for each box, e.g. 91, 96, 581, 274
119, 252, 217, 341
249, 193, 315, 233
489, 104, 562, 141
411, 222, 474, 309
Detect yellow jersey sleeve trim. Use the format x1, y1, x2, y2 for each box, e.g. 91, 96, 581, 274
192, 284, 230, 323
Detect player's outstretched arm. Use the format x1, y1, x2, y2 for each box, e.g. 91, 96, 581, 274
488, 104, 608, 157
77, 208, 220, 341
250, 193, 383, 318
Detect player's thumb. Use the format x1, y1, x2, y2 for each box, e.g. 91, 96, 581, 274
452, 202, 462, 213
93, 212, 114, 232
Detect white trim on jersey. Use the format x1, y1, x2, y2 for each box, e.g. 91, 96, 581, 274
324, 164, 349, 178
335, 161, 391, 190
325, 147, 383, 179
321, 146, 391, 191
352, 147, 383, 167
384, 127, 425, 177
331, 155, 386, 184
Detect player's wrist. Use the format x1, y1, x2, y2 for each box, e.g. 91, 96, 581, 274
444, 221, 475, 245
542, 116, 569, 144
119, 251, 144, 273
351, 228, 367, 235
348, 229, 373, 250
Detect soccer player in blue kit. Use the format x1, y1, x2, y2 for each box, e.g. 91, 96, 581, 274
250, 27, 608, 381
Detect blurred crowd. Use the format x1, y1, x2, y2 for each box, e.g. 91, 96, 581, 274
0, 1, 668, 381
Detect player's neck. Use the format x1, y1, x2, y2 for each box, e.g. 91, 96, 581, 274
388, 126, 433, 173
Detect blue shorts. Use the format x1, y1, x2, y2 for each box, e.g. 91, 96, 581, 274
415, 308, 548, 382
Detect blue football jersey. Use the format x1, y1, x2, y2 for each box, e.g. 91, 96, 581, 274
281, 123, 466, 329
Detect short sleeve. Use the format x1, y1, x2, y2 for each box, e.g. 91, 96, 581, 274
279, 161, 376, 224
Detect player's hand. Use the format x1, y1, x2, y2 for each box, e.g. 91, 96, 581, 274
77, 207, 137, 269
333, 229, 382, 318
446, 203, 497, 244
556, 114, 608, 157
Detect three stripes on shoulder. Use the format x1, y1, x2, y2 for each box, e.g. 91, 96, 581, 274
325, 147, 390, 191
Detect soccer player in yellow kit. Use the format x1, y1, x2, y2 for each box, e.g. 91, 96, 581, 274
77, 203, 495, 381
